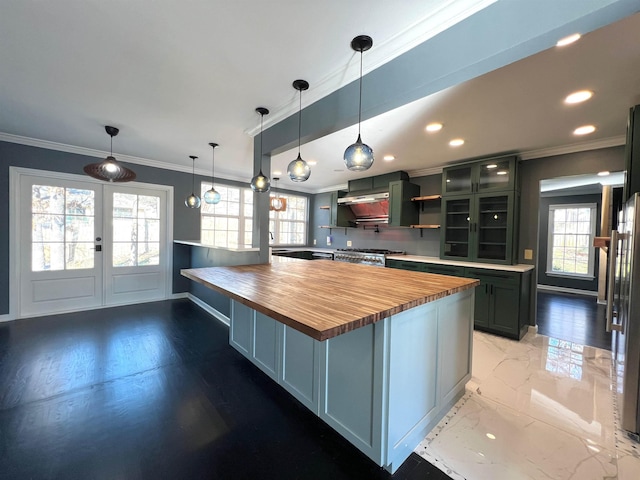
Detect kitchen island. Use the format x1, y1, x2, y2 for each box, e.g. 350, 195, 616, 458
182, 259, 478, 473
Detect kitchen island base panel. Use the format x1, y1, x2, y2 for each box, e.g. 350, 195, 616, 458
228, 289, 473, 473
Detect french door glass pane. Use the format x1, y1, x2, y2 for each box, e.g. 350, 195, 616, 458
31, 185, 95, 271
113, 193, 161, 267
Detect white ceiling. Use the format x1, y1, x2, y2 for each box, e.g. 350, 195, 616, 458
1, 2, 639, 193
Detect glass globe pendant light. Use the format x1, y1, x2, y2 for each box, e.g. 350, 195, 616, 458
287, 79, 311, 182
204, 142, 221, 204
344, 35, 374, 172
250, 107, 271, 193
270, 177, 285, 211
185, 155, 201, 208
83, 125, 136, 182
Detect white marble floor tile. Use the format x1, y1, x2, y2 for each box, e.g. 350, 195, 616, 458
415, 330, 640, 480
417, 393, 617, 480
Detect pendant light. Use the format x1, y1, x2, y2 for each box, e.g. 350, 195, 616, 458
83, 126, 136, 182
185, 155, 201, 208
250, 107, 271, 193
204, 142, 221, 204
287, 79, 311, 182
270, 177, 286, 212
344, 35, 374, 172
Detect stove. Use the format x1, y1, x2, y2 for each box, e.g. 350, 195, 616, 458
333, 248, 405, 267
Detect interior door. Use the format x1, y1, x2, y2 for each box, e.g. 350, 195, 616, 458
16, 169, 170, 318
19, 175, 104, 316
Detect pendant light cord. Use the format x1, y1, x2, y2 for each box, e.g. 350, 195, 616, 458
110, 135, 113, 156
211, 148, 215, 184
298, 89, 302, 153
358, 49, 363, 136
260, 112, 264, 173
192, 158, 195, 193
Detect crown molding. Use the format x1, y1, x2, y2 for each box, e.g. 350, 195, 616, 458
407, 166, 444, 178
519, 135, 626, 161
246, 0, 497, 136
0, 131, 252, 184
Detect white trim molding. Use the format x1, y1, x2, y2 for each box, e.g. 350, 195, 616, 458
188, 294, 230, 327
537, 284, 598, 297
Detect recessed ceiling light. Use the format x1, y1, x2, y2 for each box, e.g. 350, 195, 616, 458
597, 171, 610, 176
556, 33, 580, 47
449, 138, 464, 147
486, 164, 497, 169
425, 122, 443, 132
383, 155, 395, 161
564, 90, 593, 104
574, 125, 596, 135
273, 170, 282, 176
307, 160, 317, 166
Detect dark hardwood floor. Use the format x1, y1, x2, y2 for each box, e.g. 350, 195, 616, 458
536, 291, 611, 350
0, 299, 450, 480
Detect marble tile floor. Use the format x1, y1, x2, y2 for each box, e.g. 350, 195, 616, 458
415, 330, 640, 480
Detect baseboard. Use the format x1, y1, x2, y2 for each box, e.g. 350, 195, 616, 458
528, 325, 538, 335
0, 313, 13, 323
170, 292, 189, 299
187, 294, 230, 327
537, 284, 598, 297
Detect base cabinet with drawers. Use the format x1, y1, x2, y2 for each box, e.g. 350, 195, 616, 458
386, 259, 531, 339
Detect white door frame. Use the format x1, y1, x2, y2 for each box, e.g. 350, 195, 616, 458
9, 166, 174, 320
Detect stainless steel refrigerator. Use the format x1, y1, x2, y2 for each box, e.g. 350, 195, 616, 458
608, 192, 640, 436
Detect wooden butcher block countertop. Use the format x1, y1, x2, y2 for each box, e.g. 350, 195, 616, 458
181, 260, 479, 341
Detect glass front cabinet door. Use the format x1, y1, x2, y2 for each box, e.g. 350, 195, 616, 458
441, 196, 471, 259
441, 192, 514, 264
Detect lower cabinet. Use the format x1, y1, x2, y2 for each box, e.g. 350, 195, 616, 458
386, 260, 532, 339
465, 268, 527, 338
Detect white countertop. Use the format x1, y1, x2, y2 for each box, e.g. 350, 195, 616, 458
387, 255, 535, 273
173, 240, 259, 252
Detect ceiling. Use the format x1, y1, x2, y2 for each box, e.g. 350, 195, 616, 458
273, 11, 640, 191
1, 2, 639, 193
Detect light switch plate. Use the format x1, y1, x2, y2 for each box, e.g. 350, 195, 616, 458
347, 240, 352, 247
524, 249, 533, 260
313, 239, 316, 245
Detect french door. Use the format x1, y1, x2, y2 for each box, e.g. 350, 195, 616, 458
14, 169, 171, 318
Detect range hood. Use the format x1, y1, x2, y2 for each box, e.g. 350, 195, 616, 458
337, 191, 389, 224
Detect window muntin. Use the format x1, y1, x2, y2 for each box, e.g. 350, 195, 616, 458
269, 193, 308, 245
547, 203, 596, 278
201, 183, 253, 248
31, 185, 95, 271
112, 193, 161, 267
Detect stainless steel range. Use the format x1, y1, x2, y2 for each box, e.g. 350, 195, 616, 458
333, 248, 404, 267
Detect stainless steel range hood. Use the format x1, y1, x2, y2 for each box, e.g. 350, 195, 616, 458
337, 191, 389, 224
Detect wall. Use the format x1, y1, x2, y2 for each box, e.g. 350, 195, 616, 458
537, 189, 603, 292
0, 140, 282, 316
310, 174, 442, 255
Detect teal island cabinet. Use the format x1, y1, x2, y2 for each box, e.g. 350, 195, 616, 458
182, 259, 478, 474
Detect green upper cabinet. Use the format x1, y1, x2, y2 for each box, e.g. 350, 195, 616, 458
441, 191, 516, 264
329, 191, 355, 227
388, 180, 420, 227
442, 156, 517, 195
441, 156, 519, 264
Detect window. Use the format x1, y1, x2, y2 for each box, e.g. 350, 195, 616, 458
269, 193, 308, 245
547, 203, 597, 278
201, 183, 253, 248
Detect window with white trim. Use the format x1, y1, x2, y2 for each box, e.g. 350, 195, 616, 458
269, 193, 308, 246
546, 203, 597, 278
200, 182, 253, 248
